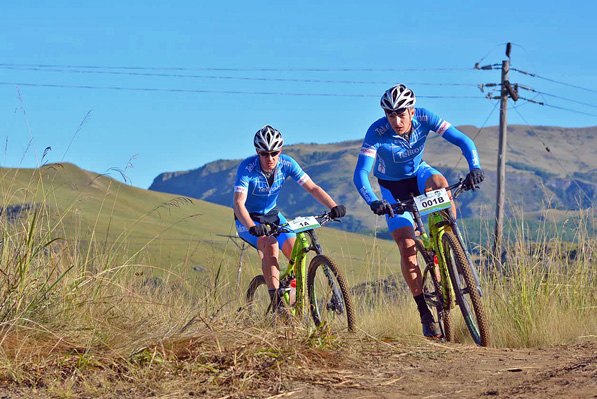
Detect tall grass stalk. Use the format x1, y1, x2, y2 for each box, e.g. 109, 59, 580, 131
484, 207, 597, 347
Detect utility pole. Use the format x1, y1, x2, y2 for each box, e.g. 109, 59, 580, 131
494, 58, 510, 262
476, 43, 518, 265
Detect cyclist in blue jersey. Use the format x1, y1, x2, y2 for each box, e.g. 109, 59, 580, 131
234, 125, 346, 308
353, 84, 485, 338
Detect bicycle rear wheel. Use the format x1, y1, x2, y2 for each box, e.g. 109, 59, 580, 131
245, 275, 272, 321
416, 239, 452, 341
307, 255, 355, 332
442, 232, 490, 346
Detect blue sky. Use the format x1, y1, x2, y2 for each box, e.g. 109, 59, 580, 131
1, 0, 596, 189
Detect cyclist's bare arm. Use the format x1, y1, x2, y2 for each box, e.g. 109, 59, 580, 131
233, 191, 257, 230
301, 178, 338, 210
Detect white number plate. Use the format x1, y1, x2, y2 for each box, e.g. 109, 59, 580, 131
287, 216, 321, 233
413, 188, 452, 216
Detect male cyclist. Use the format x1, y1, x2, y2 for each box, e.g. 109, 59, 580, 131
234, 125, 346, 308
353, 84, 485, 338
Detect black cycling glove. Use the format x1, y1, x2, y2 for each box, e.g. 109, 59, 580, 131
249, 224, 268, 237
465, 168, 485, 186
370, 200, 395, 217
329, 205, 347, 219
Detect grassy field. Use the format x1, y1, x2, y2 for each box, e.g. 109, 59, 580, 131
0, 163, 595, 397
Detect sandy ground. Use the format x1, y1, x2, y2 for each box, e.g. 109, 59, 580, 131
0, 337, 595, 398
291, 338, 597, 399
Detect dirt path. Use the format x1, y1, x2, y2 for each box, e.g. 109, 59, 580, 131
290, 338, 597, 399
0, 337, 595, 398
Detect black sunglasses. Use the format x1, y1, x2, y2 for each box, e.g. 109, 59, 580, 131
384, 109, 408, 117
258, 150, 280, 157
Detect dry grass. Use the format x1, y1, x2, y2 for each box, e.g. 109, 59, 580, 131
0, 173, 595, 396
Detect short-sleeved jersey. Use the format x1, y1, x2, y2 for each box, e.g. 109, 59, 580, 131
234, 154, 310, 215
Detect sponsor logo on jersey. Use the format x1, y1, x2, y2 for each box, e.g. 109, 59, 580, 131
236, 222, 248, 233
375, 123, 390, 136
359, 186, 374, 203
245, 159, 257, 172
297, 174, 310, 186
392, 142, 424, 162
234, 186, 248, 194
279, 159, 293, 168
360, 147, 376, 158
377, 157, 386, 174
436, 121, 451, 136
472, 149, 480, 167
252, 181, 280, 196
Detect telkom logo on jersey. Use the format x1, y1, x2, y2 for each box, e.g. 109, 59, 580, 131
375, 123, 390, 136
392, 142, 424, 162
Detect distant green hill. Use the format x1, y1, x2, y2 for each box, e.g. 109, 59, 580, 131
0, 163, 402, 287
149, 125, 597, 234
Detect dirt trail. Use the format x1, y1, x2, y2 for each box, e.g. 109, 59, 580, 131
0, 337, 595, 398
292, 338, 597, 399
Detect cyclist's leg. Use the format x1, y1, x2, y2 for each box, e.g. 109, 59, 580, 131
276, 213, 297, 260
381, 183, 441, 337
257, 235, 281, 290
418, 163, 456, 218
235, 219, 281, 290
380, 185, 421, 295
391, 225, 421, 295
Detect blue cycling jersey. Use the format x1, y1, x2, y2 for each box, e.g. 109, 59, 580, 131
353, 108, 481, 204
234, 154, 310, 215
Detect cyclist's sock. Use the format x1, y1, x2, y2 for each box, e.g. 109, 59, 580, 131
269, 288, 287, 309
268, 289, 279, 306
414, 293, 432, 320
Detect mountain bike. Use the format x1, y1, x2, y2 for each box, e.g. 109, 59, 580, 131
245, 212, 355, 332
391, 179, 490, 346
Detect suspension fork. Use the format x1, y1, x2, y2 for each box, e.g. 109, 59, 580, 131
429, 211, 456, 310
288, 231, 310, 317
440, 212, 483, 296
306, 230, 345, 312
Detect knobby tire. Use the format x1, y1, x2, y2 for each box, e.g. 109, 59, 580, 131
442, 232, 490, 347
307, 254, 356, 332
416, 239, 453, 341
245, 275, 272, 318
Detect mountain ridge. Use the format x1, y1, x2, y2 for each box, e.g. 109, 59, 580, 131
149, 124, 597, 233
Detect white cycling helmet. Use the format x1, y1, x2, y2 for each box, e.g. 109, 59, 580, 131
254, 125, 284, 152
380, 84, 416, 112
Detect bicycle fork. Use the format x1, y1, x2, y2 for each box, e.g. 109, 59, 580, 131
428, 212, 456, 311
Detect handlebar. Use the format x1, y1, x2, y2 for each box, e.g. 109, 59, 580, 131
390, 178, 479, 215
265, 211, 339, 237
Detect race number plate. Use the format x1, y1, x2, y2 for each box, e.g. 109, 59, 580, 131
413, 188, 452, 216
287, 216, 321, 233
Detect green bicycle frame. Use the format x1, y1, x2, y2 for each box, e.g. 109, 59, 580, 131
418, 210, 456, 311
277, 228, 323, 318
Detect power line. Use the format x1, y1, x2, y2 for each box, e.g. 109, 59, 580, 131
539, 102, 597, 118
0, 63, 473, 73
511, 106, 594, 206
511, 67, 597, 95
0, 65, 480, 87
484, 92, 597, 118
452, 99, 500, 171
517, 85, 597, 109
0, 81, 486, 99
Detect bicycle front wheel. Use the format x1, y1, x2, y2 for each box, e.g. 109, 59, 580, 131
245, 275, 272, 321
416, 239, 452, 342
307, 255, 355, 332
442, 232, 490, 346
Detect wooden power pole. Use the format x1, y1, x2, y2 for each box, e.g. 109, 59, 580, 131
493, 59, 510, 261
492, 43, 518, 263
